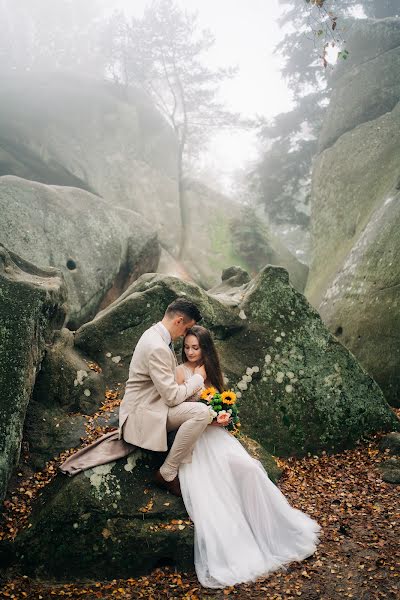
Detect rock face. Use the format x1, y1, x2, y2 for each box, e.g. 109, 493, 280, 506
0, 71, 180, 255
306, 18, 400, 405
74, 269, 398, 456
32, 329, 105, 415
182, 179, 309, 290
0, 175, 160, 328
313, 189, 400, 406
25, 328, 106, 469
24, 405, 87, 471
0, 245, 67, 502
180, 180, 249, 287
0, 72, 306, 291
319, 18, 400, 152
13, 436, 278, 579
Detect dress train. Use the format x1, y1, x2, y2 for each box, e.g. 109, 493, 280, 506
179, 427, 320, 588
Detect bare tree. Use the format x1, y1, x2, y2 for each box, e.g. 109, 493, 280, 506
105, 0, 240, 257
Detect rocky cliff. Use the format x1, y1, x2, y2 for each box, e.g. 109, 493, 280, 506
306, 17, 400, 405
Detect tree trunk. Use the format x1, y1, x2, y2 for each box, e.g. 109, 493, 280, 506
177, 144, 187, 260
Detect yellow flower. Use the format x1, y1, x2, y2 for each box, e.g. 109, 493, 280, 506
200, 387, 217, 401
221, 390, 237, 405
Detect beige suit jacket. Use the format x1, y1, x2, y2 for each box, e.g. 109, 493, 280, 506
118, 323, 204, 451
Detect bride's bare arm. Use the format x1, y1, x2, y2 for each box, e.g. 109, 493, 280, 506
175, 365, 185, 385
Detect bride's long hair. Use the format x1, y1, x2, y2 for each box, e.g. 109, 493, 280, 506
182, 325, 225, 392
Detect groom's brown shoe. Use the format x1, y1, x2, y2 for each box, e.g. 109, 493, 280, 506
153, 469, 182, 497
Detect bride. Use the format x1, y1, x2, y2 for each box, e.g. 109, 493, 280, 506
175, 325, 321, 589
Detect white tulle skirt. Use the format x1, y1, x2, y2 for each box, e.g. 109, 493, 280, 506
179, 427, 321, 589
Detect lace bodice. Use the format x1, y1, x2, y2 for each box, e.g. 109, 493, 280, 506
182, 364, 205, 402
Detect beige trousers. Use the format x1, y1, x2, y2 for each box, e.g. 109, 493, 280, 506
160, 401, 210, 481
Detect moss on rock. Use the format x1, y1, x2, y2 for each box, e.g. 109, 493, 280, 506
236, 266, 398, 455
0, 244, 67, 502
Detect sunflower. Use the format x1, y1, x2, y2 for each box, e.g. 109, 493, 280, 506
200, 387, 217, 401
221, 390, 237, 405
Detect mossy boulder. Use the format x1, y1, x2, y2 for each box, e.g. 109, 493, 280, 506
74, 269, 397, 456
0, 175, 160, 328
14, 450, 192, 579
12, 438, 278, 579
32, 328, 105, 414
0, 245, 67, 502
378, 457, 400, 484
24, 404, 87, 470
234, 267, 398, 455
380, 432, 400, 455
22, 329, 106, 470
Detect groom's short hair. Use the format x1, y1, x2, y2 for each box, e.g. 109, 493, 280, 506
165, 298, 202, 322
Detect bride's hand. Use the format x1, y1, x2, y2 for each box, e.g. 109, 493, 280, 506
209, 418, 232, 427
209, 416, 233, 427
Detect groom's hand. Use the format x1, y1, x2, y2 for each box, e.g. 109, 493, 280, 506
194, 364, 207, 380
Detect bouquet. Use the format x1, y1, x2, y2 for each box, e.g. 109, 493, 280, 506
199, 387, 240, 433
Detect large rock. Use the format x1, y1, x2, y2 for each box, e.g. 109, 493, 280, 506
24, 404, 87, 470
307, 101, 400, 404
0, 71, 181, 254
14, 450, 192, 579
24, 328, 106, 469
12, 437, 278, 579
233, 267, 398, 454
0, 175, 160, 327
316, 193, 400, 405
0, 71, 307, 290
380, 432, 400, 455
74, 269, 398, 456
208, 266, 252, 306
319, 18, 400, 151
0, 245, 67, 502
32, 329, 105, 415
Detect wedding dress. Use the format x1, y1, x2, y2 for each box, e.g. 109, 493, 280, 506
179, 366, 321, 589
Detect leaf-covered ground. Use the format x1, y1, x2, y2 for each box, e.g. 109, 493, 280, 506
1, 405, 399, 600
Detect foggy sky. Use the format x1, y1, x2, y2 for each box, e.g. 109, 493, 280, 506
117, 0, 293, 193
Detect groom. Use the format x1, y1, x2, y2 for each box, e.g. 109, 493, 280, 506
119, 297, 210, 496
